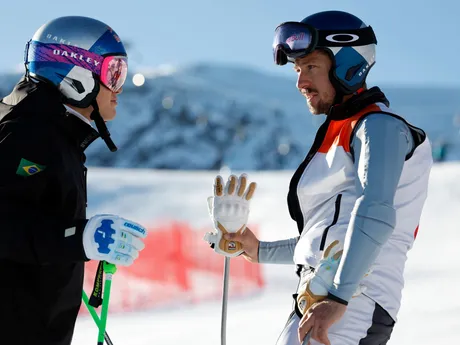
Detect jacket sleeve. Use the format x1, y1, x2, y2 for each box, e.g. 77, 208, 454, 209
327, 114, 414, 304
258, 237, 299, 264
0, 123, 88, 265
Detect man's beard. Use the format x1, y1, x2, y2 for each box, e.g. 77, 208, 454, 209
307, 97, 333, 115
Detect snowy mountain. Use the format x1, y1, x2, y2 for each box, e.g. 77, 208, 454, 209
2, 63, 460, 170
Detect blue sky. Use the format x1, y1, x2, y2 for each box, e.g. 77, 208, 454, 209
1, 0, 459, 86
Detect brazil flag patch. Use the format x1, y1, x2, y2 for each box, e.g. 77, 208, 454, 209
16, 158, 46, 177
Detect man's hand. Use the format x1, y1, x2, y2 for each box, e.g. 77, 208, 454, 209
296, 240, 343, 315
296, 240, 369, 315
204, 174, 256, 257
224, 227, 260, 263
298, 299, 347, 345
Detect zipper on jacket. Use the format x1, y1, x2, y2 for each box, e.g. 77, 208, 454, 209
83, 166, 88, 208
319, 194, 342, 251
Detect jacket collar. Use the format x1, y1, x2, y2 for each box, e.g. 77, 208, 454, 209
327, 87, 390, 121
59, 113, 100, 151
1, 76, 100, 151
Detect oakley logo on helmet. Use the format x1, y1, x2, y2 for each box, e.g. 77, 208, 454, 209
358, 64, 370, 77
52, 49, 101, 67
325, 34, 360, 43
45, 33, 78, 48
345, 61, 370, 81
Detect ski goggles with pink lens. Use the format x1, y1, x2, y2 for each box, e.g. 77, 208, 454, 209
99, 55, 128, 93
25, 42, 128, 92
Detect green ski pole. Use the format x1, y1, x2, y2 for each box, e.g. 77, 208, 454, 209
82, 260, 117, 345
97, 262, 117, 345
82, 290, 114, 345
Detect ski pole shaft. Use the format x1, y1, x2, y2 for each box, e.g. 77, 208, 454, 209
97, 262, 117, 345
221, 256, 230, 345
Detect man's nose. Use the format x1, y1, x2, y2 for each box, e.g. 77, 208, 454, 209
297, 72, 312, 91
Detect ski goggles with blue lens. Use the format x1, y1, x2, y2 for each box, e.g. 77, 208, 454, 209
273, 21, 377, 65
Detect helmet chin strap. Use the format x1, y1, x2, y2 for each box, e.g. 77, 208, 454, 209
90, 100, 118, 152
332, 89, 345, 107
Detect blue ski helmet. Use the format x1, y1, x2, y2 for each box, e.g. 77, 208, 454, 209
273, 11, 377, 95
24, 16, 128, 108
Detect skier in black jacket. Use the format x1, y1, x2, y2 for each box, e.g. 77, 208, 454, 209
0, 16, 147, 345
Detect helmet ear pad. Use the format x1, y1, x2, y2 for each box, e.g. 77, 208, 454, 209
59, 67, 100, 108
315, 45, 375, 95
332, 45, 375, 94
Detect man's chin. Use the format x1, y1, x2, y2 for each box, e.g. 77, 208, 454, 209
307, 103, 321, 115
307, 100, 330, 115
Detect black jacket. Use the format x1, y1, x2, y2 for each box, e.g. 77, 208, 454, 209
0, 77, 99, 345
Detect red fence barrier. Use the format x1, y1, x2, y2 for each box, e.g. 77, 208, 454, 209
81, 222, 264, 314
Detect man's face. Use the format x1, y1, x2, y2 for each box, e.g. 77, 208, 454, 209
294, 50, 336, 115
96, 83, 122, 121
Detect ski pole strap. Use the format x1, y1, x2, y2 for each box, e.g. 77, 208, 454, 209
82, 290, 101, 328
89, 261, 104, 308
